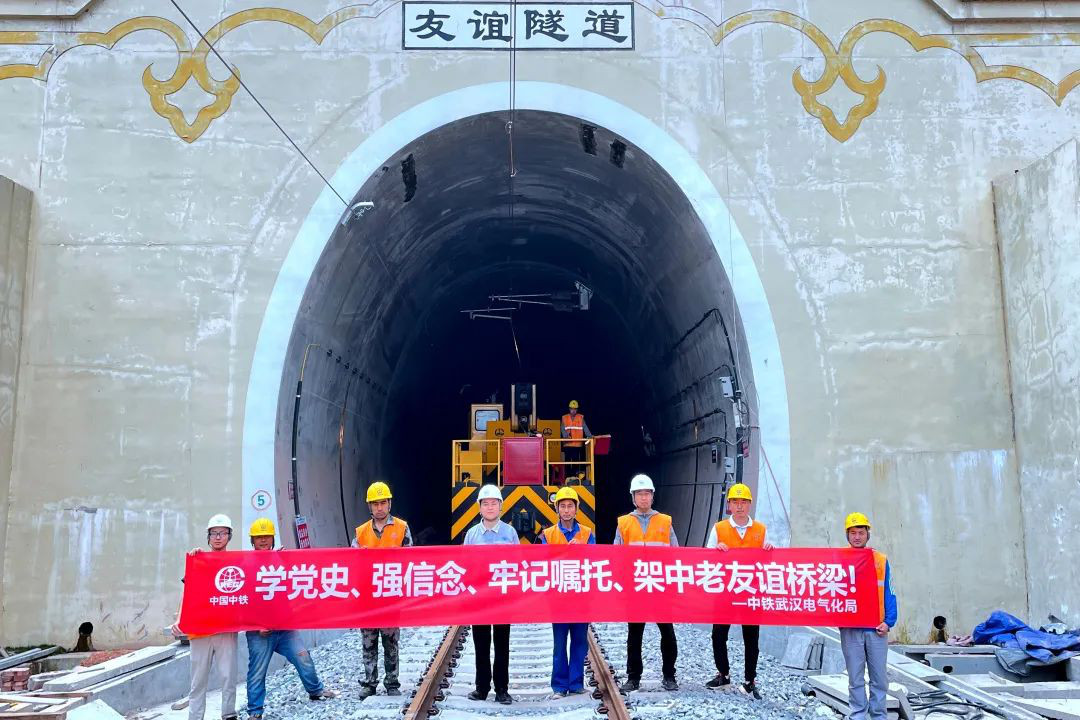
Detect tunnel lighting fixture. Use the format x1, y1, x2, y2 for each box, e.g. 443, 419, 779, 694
460, 307, 516, 321
339, 200, 374, 227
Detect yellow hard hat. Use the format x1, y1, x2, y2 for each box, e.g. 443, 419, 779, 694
727, 483, 753, 501
249, 518, 276, 537
568, 400, 579, 409
845, 512, 872, 531
366, 482, 392, 503
554, 487, 579, 505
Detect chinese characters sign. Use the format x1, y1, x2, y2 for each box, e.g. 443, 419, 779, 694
180, 545, 879, 633
403, 2, 634, 50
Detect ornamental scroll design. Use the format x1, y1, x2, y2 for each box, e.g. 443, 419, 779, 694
0, 4, 1078, 142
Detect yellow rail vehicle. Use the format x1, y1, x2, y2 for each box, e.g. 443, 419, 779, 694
450, 384, 606, 544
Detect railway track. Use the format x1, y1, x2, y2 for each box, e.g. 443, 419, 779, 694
399, 623, 631, 720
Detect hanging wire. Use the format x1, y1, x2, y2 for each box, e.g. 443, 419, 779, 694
506, 0, 519, 221
169, 0, 348, 207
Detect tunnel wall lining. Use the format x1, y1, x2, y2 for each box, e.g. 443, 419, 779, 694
241, 81, 791, 546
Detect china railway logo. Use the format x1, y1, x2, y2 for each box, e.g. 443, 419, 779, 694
215, 566, 246, 594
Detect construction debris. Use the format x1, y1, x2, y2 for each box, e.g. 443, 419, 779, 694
41, 646, 176, 693
1, 668, 30, 692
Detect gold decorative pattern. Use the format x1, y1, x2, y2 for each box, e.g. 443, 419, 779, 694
0, 3, 1078, 142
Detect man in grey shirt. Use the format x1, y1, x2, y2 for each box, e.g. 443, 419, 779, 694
463, 485, 519, 705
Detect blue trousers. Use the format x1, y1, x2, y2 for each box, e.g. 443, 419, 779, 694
551, 623, 588, 693
245, 630, 324, 715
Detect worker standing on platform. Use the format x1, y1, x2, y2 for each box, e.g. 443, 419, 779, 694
245, 519, 338, 720
840, 512, 897, 720
560, 400, 592, 481
463, 485, 519, 705
540, 487, 594, 697
705, 483, 774, 698
614, 474, 679, 692
352, 481, 412, 699
172, 514, 238, 720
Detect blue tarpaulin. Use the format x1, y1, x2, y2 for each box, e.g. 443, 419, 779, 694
973, 611, 1080, 676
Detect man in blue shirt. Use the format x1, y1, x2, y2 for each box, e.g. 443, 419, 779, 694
463, 485, 519, 705
840, 512, 898, 720
539, 487, 595, 697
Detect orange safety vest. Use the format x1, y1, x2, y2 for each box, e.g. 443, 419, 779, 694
714, 519, 768, 549
617, 512, 672, 546
872, 549, 888, 623
355, 518, 409, 548
543, 524, 592, 544
562, 413, 586, 447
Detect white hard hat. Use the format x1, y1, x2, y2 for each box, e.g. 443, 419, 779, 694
629, 474, 655, 495
477, 485, 503, 503
206, 514, 233, 531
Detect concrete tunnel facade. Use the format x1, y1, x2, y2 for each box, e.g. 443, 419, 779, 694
5, 0, 1080, 647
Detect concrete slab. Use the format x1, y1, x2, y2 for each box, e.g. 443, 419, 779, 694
806, 674, 901, 710
897, 645, 1000, 656
782, 633, 823, 670
1011, 698, 1080, 720
1069, 659, 1080, 683
66, 699, 124, 720
43, 645, 178, 691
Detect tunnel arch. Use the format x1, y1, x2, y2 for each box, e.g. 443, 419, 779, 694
241, 82, 790, 549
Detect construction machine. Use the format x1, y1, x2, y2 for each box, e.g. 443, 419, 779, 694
450, 384, 609, 543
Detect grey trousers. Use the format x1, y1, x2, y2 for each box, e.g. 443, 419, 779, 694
839, 628, 888, 720
189, 633, 238, 720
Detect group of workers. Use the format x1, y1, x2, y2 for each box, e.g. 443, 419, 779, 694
177, 474, 897, 720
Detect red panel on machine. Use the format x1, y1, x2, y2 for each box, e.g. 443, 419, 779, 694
502, 436, 545, 485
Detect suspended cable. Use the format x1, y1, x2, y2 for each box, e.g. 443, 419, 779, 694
169, 0, 349, 207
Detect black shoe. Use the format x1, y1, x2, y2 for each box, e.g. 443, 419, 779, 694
467, 690, 487, 701
742, 681, 761, 699
357, 685, 376, 699
618, 678, 640, 692
495, 691, 513, 705
661, 677, 679, 691
705, 673, 731, 689
568, 688, 587, 695
385, 687, 401, 697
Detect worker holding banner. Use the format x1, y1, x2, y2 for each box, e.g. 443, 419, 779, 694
463, 485, 520, 705
244, 518, 338, 720
840, 512, 897, 720
705, 483, 774, 699
614, 474, 679, 692
539, 487, 594, 697
352, 481, 412, 699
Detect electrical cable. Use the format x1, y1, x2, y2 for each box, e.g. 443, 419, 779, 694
169, 0, 349, 207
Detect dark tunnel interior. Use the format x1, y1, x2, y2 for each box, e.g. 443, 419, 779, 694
274, 110, 759, 548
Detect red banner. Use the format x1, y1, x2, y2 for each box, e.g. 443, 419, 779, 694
179, 545, 879, 634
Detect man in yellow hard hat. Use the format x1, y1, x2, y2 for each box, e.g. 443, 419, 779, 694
172, 514, 239, 720
352, 482, 412, 698
615, 474, 679, 692
539, 487, 594, 696
560, 400, 593, 481
244, 518, 337, 720
705, 483, 774, 698
840, 512, 896, 720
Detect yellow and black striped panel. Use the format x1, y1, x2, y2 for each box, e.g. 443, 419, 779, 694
451, 482, 597, 544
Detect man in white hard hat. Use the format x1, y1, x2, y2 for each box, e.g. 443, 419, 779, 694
840, 512, 897, 720
172, 514, 239, 720
614, 474, 679, 692
463, 485, 519, 705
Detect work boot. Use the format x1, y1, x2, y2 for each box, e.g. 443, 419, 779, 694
618, 678, 640, 692
385, 687, 402, 697
741, 681, 761, 699
661, 677, 679, 691
495, 691, 513, 705
309, 689, 338, 701
467, 690, 487, 701
704, 673, 731, 689
357, 684, 376, 699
